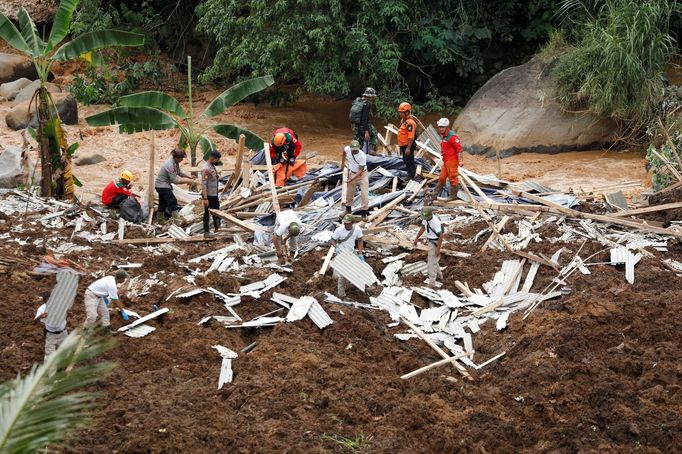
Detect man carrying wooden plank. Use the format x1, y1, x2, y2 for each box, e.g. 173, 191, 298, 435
271, 128, 307, 187
201, 150, 222, 238
83, 270, 129, 329
413, 207, 444, 287
342, 140, 369, 221
273, 209, 302, 265
154, 148, 196, 223
331, 214, 365, 298
430, 118, 462, 200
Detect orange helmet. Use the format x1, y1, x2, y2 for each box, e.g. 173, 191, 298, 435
398, 102, 412, 113
273, 132, 287, 147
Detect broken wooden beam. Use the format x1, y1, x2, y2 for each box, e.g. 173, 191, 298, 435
209, 209, 259, 233
114, 237, 216, 244
401, 350, 475, 380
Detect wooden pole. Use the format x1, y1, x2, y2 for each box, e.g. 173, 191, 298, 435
147, 132, 156, 224
400, 317, 473, 381
224, 134, 246, 194
495, 150, 502, 178
263, 142, 281, 214
401, 350, 474, 379
657, 117, 682, 171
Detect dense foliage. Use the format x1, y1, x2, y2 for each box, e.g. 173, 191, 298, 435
196, 0, 558, 116
552, 0, 677, 129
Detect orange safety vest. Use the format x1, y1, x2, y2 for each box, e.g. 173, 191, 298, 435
398, 116, 417, 146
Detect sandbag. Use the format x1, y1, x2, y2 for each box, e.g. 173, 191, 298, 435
119, 196, 145, 224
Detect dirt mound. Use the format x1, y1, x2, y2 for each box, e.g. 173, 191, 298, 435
1, 207, 681, 453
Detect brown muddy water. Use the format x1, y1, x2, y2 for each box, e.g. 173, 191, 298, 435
0, 92, 647, 200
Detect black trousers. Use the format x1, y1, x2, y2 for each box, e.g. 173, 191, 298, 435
156, 187, 179, 218
106, 193, 127, 208
203, 196, 220, 232
400, 143, 417, 180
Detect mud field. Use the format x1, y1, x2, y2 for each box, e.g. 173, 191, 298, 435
1, 206, 681, 453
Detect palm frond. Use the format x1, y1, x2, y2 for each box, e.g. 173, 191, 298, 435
0, 332, 114, 453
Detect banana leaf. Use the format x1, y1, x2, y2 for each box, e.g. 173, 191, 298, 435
202, 75, 274, 118
52, 30, 144, 61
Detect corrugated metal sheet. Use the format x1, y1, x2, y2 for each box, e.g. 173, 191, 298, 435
239, 274, 286, 295
286, 297, 314, 322
118, 307, 169, 332
45, 270, 79, 326
123, 324, 156, 338
176, 288, 205, 298
308, 299, 333, 329
167, 224, 189, 239
330, 251, 379, 292
400, 261, 428, 276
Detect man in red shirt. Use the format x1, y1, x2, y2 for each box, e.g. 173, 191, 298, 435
431, 118, 462, 199
102, 170, 138, 207
270, 127, 307, 187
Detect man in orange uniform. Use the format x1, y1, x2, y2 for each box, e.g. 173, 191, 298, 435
397, 102, 417, 181
431, 117, 463, 199
270, 127, 307, 187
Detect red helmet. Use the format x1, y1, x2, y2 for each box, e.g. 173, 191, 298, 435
398, 102, 412, 113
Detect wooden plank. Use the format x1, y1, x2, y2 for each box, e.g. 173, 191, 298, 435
391, 177, 398, 192
368, 193, 407, 226
223, 134, 245, 194
319, 245, 335, 275
400, 317, 473, 381
210, 209, 259, 233
610, 201, 682, 218
454, 280, 474, 297
263, 142, 281, 214
114, 237, 216, 244
401, 350, 474, 379
459, 170, 493, 204
406, 180, 426, 203
512, 250, 560, 272
649, 147, 682, 181
481, 215, 509, 251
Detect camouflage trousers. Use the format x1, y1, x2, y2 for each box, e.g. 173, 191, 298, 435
352, 124, 378, 149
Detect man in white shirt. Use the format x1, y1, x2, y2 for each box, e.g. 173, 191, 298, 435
83, 269, 128, 329
331, 214, 364, 298
35, 291, 67, 361
413, 206, 444, 287
273, 209, 302, 265
342, 140, 369, 221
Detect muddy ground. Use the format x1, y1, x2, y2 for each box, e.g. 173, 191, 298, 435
1, 208, 681, 453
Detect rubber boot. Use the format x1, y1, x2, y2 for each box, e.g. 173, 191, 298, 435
214, 218, 221, 232
361, 209, 368, 222
155, 211, 165, 225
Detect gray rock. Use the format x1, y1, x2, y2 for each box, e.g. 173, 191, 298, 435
5, 93, 78, 130
0, 78, 32, 100
0, 54, 39, 84
453, 58, 617, 157
75, 154, 107, 166
13, 80, 61, 103
0, 146, 35, 188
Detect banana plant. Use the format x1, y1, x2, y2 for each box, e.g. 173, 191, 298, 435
0, 332, 114, 452
0, 0, 144, 198
85, 56, 274, 167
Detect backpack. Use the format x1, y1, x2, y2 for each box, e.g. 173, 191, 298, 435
119, 196, 145, 224
349, 97, 364, 125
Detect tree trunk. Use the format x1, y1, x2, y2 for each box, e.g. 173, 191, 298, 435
37, 87, 52, 197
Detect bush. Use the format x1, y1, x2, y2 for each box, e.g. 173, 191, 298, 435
646, 127, 682, 190
553, 0, 676, 129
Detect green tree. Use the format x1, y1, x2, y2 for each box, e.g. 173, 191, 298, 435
0, 0, 144, 198
85, 56, 274, 167
0, 332, 113, 452
553, 0, 677, 130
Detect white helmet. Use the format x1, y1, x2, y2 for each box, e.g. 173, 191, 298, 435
437, 118, 450, 127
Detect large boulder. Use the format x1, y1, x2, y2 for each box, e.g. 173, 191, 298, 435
0, 146, 35, 188
13, 80, 61, 102
5, 93, 78, 130
0, 78, 32, 100
0, 54, 39, 84
453, 58, 617, 157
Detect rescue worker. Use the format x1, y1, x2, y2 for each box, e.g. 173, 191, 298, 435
270, 128, 307, 187
273, 209, 302, 264
101, 170, 138, 208
342, 140, 369, 221
351, 87, 378, 154
412, 207, 444, 287
397, 102, 418, 181
154, 148, 196, 222
34, 291, 68, 361
201, 150, 222, 238
431, 118, 463, 199
331, 214, 365, 298
83, 270, 129, 329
